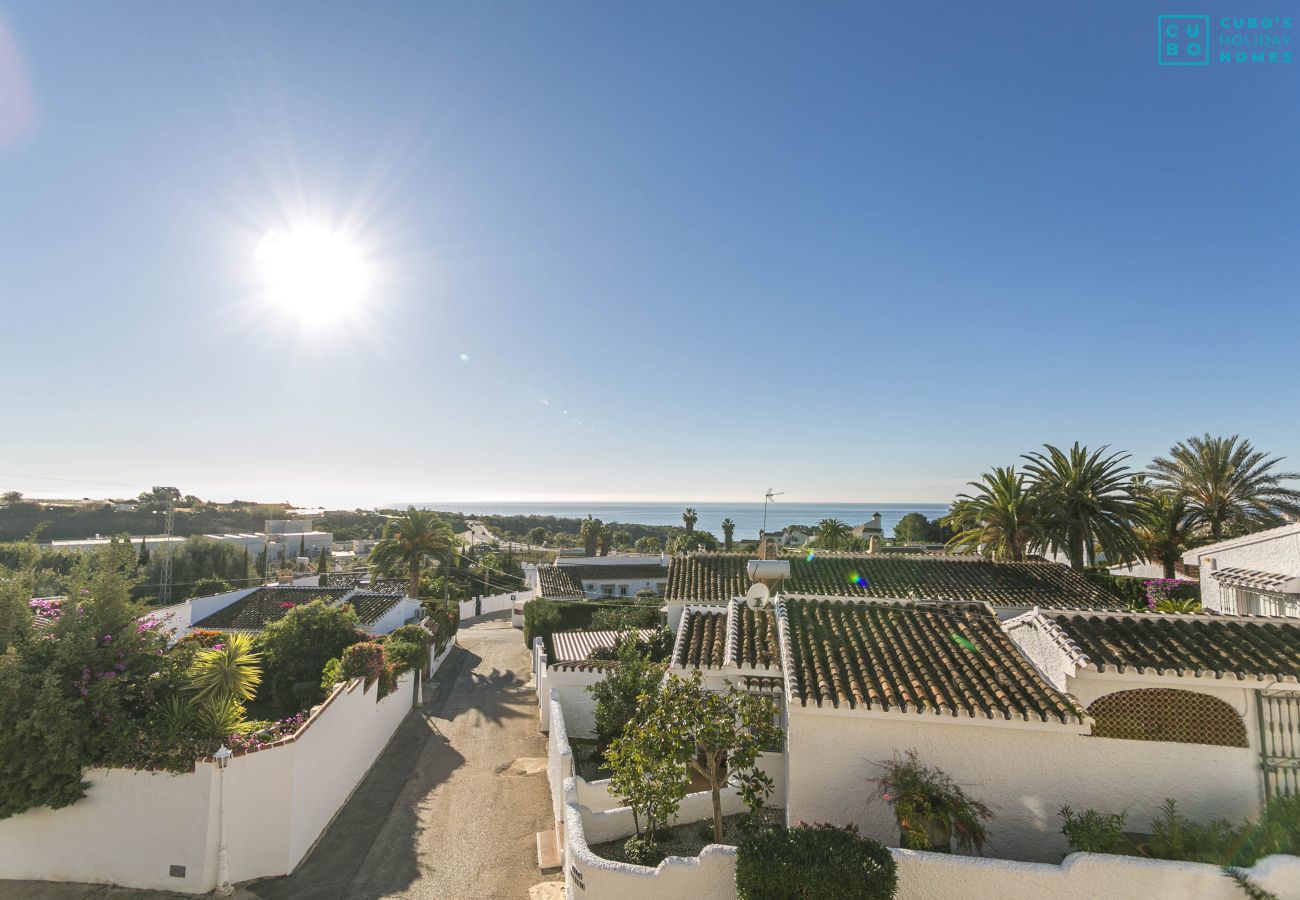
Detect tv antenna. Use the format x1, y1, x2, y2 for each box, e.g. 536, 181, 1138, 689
762, 488, 784, 534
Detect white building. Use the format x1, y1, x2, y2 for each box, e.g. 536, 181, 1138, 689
534, 556, 670, 599
50, 535, 186, 554
1182, 522, 1300, 617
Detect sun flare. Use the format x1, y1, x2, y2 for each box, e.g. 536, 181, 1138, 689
255, 224, 371, 318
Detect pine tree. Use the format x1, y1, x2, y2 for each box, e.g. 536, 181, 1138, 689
137, 537, 150, 568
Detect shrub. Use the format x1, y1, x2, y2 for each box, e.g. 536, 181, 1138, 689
736, 822, 897, 900
258, 600, 363, 708
339, 642, 387, 685
320, 657, 342, 694
1233, 793, 1300, 864
622, 834, 665, 867
1146, 798, 1237, 863
523, 598, 562, 655
1059, 805, 1126, 854
873, 750, 991, 853
588, 632, 667, 747
383, 624, 433, 675
1143, 578, 1200, 612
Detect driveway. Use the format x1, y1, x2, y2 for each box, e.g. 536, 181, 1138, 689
1, 615, 557, 900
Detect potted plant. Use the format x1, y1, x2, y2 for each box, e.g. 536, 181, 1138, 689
872, 751, 991, 854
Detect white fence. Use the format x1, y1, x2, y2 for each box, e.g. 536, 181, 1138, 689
0, 640, 456, 894
545, 696, 1300, 900
458, 588, 532, 621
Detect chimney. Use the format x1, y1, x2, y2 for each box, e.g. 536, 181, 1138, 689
868, 535, 880, 554
872, 512, 882, 529
758, 535, 779, 560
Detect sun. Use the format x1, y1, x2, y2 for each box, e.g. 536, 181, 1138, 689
254, 224, 371, 318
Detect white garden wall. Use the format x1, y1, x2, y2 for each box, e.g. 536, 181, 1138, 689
0, 641, 455, 894
459, 589, 532, 621
785, 705, 1261, 863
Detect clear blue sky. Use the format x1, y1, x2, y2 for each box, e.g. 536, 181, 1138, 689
1, 3, 1296, 507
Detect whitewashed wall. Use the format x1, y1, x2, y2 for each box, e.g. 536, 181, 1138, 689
459, 589, 532, 621
0, 766, 220, 893
785, 705, 1261, 863
1185, 525, 1300, 613
546, 666, 605, 738
0, 644, 456, 894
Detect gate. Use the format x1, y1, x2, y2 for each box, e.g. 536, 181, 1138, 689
1258, 690, 1300, 799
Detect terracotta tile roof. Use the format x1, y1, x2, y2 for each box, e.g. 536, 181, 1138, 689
347, 592, 404, 626
537, 565, 585, 598
369, 579, 410, 596
665, 554, 751, 603
559, 563, 669, 583
1046, 611, 1300, 682
192, 587, 353, 630
780, 598, 1084, 724
675, 609, 728, 668
665, 553, 1120, 610
322, 572, 368, 589
552, 628, 656, 662
549, 659, 617, 672
729, 601, 781, 670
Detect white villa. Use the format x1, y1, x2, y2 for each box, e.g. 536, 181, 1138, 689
536, 549, 1300, 897
1183, 521, 1300, 618
533, 555, 670, 600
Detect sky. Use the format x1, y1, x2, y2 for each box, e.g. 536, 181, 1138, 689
0, 3, 1297, 508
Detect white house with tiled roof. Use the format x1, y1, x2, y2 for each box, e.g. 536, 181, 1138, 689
1182, 521, 1300, 617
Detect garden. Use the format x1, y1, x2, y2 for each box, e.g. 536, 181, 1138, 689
0, 543, 453, 821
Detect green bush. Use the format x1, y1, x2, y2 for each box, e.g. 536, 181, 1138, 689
623, 834, 666, 867
320, 657, 342, 694
383, 624, 432, 675
523, 598, 562, 655
1146, 798, 1237, 863
259, 600, 363, 708
1059, 805, 1127, 854
339, 642, 387, 684
1233, 793, 1300, 864
736, 822, 897, 900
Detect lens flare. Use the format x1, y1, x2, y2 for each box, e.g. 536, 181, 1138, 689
950, 633, 978, 653
805, 551, 816, 562
848, 570, 869, 589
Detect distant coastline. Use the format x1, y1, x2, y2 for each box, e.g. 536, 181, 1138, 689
405, 501, 950, 541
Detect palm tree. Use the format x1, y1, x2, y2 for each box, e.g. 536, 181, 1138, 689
721, 518, 736, 551
370, 507, 456, 599
815, 518, 851, 551
1021, 443, 1142, 570
682, 507, 698, 537
943, 466, 1042, 562
1148, 434, 1300, 541
1133, 487, 1197, 579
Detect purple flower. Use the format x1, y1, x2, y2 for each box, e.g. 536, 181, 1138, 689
114, 663, 126, 672
102, 634, 113, 644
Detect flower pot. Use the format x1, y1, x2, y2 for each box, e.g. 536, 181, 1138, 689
901, 818, 952, 853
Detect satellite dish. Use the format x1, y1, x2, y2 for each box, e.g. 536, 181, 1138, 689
746, 583, 771, 603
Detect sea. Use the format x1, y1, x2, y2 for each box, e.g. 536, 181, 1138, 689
407, 502, 950, 540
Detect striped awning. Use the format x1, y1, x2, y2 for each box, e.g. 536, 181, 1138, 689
1213, 567, 1300, 594
551, 628, 655, 662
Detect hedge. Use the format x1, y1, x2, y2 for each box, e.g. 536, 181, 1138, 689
523, 596, 663, 658
736, 822, 897, 900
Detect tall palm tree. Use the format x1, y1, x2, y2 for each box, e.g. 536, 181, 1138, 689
1148, 434, 1300, 541
943, 466, 1042, 562
815, 518, 851, 550
682, 507, 698, 537
720, 518, 736, 551
370, 507, 456, 599
1021, 443, 1142, 570
1134, 488, 1197, 578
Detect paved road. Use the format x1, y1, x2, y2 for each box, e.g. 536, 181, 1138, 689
1, 616, 556, 900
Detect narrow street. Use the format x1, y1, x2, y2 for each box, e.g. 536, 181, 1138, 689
246, 615, 556, 900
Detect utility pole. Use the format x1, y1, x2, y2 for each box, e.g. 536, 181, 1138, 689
158, 499, 175, 604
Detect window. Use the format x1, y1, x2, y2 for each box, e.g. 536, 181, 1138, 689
1087, 688, 1247, 747
619, 584, 629, 596
601, 584, 615, 597
1235, 588, 1300, 617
